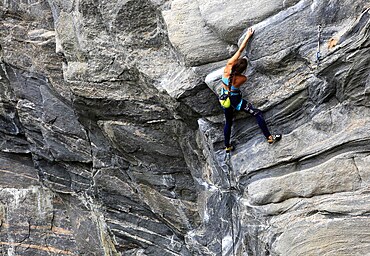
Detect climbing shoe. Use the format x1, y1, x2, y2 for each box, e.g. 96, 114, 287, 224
225, 145, 234, 153
267, 134, 282, 144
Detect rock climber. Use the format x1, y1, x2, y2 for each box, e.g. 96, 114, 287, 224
221, 27, 281, 153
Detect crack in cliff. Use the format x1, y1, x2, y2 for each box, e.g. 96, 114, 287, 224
305, 209, 370, 219
251, 189, 364, 208
351, 156, 363, 187
82, 127, 95, 189
18, 219, 31, 245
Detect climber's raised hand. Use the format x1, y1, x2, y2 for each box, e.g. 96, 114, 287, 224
246, 27, 254, 38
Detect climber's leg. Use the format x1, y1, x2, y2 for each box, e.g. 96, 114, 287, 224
223, 107, 234, 150
241, 101, 271, 138
241, 100, 282, 143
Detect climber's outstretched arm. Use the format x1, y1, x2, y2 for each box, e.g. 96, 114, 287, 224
228, 27, 254, 64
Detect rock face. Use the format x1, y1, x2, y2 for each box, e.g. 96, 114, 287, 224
0, 0, 369, 255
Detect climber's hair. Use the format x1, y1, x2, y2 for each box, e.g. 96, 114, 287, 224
229, 58, 248, 85
233, 58, 248, 74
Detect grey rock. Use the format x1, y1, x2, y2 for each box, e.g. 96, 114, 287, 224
0, 152, 39, 188
1, 0, 370, 255
0, 65, 30, 154
162, 0, 233, 66
247, 156, 362, 205
198, 0, 301, 42
0, 183, 115, 255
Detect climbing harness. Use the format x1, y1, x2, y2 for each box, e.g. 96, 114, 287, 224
316, 24, 322, 66
219, 71, 241, 109
219, 80, 233, 109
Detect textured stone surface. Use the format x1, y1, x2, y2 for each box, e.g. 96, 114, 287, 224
162, 0, 234, 66
198, 0, 301, 42
1, 0, 370, 255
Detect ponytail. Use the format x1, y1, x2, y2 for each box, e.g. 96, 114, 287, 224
228, 58, 247, 89
228, 68, 236, 87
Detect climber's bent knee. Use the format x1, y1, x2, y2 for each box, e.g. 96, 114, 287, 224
244, 103, 261, 116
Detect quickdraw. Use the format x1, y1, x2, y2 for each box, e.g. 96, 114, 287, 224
316, 24, 322, 65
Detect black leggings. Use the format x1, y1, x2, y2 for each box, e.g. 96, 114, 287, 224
223, 95, 271, 147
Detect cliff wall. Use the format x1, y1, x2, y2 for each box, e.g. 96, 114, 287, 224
0, 0, 369, 255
